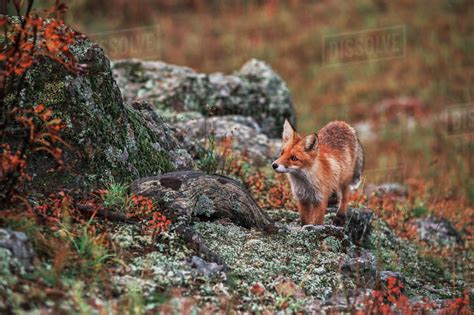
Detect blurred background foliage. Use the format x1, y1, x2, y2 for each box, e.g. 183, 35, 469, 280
32, 0, 473, 204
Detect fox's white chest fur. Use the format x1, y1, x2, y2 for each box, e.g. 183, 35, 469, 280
287, 170, 323, 205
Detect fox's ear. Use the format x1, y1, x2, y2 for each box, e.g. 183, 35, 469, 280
282, 119, 296, 143
304, 133, 318, 151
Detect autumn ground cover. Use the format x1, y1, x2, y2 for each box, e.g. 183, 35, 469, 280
1, 0, 472, 313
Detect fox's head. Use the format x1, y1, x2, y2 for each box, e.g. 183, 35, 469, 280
272, 119, 318, 173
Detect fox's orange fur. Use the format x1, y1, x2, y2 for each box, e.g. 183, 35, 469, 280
272, 120, 364, 225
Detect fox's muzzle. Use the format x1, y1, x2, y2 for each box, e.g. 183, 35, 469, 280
271, 162, 289, 173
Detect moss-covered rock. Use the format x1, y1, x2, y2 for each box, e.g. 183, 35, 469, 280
112, 58, 296, 138
5, 35, 193, 191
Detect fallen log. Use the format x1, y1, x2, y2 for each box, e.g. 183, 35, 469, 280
131, 170, 274, 230
75, 204, 136, 224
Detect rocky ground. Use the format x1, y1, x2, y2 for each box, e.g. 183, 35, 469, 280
1, 33, 471, 314
0, 206, 467, 313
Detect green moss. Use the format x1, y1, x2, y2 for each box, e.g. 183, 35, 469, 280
125, 107, 175, 177
323, 236, 343, 252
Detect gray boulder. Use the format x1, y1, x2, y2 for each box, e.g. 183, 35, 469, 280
327, 207, 373, 245
415, 216, 463, 247
342, 247, 376, 284
174, 115, 281, 165
364, 182, 408, 198
0, 229, 35, 269
111, 58, 296, 138
189, 256, 225, 277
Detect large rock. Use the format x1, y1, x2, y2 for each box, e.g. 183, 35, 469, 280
415, 216, 463, 247
342, 247, 376, 284
111, 58, 296, 138
4, 35, 193, 191
174, 115, 282, 165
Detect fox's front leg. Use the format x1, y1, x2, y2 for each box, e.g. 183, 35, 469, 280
298, 200, 327, 225
333, 185, 349, 226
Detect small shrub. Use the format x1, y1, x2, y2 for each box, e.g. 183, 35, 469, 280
99, 182, 129, 211
411, 204, 429, 218
97, 186, 171, 239
197, 131, 220, 174
197, 129, 237, 175
65, 223, 114, 276
229, 156, 295, 210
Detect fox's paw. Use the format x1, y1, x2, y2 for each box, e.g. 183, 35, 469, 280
302, 224, 324, 232
333, 213, 346, 227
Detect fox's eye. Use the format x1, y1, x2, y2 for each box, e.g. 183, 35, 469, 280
290, 155, 298, 161
280, 150, 284, 156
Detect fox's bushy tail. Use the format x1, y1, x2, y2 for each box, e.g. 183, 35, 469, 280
351, 139, 364, 189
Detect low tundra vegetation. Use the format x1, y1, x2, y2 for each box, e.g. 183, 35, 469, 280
1, 0, 472, 313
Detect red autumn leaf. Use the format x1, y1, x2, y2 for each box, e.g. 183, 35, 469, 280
249, 282, 266, 296
34, 104, 46, 113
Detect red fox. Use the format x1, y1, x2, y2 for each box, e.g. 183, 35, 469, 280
272, 120, 364, 226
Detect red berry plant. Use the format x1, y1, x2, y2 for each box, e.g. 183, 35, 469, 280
93, 188, 171, 239
359, 276, 471, 315
128, 194, 171, 239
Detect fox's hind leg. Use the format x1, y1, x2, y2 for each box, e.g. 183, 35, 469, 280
333, 185, 349, 226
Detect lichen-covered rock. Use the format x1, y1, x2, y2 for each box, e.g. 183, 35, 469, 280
414, 216, 463, 247
0, 229, 35, 269
130, 100, 194, 170
189, 256, 225, 277
174, 115, 281, 164
366, 220, 460, 300
342, 247, 376, 283
325, 207, 373, 245
4, 34, 193, 192
0, 243, 30, 313
364, 182, 408, 197
0, 248, 20, 313
111, 58, 296, 138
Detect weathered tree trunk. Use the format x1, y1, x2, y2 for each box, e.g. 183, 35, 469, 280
131, 170, 274, 229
